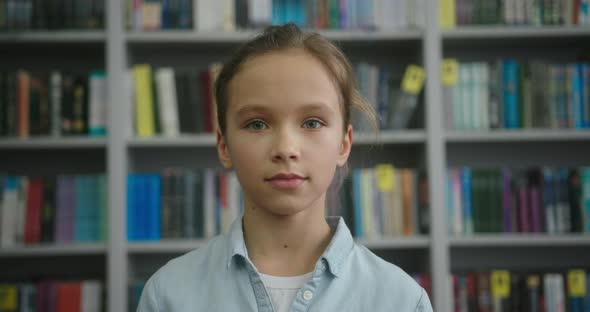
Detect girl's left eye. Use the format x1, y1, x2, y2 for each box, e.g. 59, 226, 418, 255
302, 119, 324, 129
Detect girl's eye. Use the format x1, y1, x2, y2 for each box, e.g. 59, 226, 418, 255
303, 119, 324, 129
246, 120, 268, 131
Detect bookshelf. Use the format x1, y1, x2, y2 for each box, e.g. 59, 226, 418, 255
1, 0, 589, 311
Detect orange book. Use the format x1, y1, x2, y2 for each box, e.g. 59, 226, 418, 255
17, 70, 30, 138
401, 169, 415, 236
57, 282, 81, 312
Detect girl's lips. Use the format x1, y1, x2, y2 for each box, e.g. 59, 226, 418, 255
266, 177, 307, 190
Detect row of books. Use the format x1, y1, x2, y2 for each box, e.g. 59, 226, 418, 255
127, 165, 428, 242
446, 167, 590, 235
330, 165, 429, 239
443, 60, 590, 130
127, 169, 242, 241
452, 270, 590, 312
0, 0, 105, 31
440, 0, 590, 27
129, 62, 422, 138
130, 64, 220, 138
0, 71, 108, 138
354, 63, 422, 131
127, 0, 426, 32
0, 175, 107, 248
0, 280, 102, 312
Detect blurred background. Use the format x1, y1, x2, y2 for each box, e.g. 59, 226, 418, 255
1, 0, 590, 311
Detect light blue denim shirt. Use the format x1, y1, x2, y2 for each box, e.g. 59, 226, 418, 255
137, 217, 433, 312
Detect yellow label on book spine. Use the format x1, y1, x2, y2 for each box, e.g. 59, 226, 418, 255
442, 59, 459, 86
491, 270, 511, 299
568, 270, 587, 297
0, 286, 18, 309
375, 164, 395, 192
401, 65, 425, 95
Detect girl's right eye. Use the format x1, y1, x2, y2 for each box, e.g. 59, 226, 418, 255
245, 120, 268, 131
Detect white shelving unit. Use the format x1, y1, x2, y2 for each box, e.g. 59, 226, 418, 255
2, 1, 590, 311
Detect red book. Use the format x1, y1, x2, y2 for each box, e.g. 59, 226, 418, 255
57, 282, 81, 312
24, 178, 43, 244
17, 70, 30, 138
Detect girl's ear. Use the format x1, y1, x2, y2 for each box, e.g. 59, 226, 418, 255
336, 124, 353, 167
217, 129, 233, 169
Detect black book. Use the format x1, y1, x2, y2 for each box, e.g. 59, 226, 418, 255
40, 176, 56, 243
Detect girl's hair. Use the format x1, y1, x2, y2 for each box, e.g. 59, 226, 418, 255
214, 23, 378, 181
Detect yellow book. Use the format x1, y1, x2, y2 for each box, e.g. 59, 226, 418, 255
133, 64, 156, 138
439, 0, 456, 29
361, 169, 375, 240
0, 285, 18, 310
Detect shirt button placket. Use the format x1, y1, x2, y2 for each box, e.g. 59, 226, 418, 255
303, 290, 314, 301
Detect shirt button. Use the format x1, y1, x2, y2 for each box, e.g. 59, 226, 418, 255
303, 290, 313, 301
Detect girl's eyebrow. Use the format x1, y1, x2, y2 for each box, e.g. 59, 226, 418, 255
235, 102, 337, 115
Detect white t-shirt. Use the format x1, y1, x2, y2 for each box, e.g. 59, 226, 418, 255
259, 272, 313, 312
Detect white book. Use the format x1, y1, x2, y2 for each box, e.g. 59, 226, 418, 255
50, 71, 62, 136
249, 0, 272, 26
1, 177, 18, 248
371, 0, 382, 30
89, 71, 107, 136
155, 68, 180, 137
223, 0, 236, 31
397, 0, 407, 29
555, 274, 566, 312
415, 0, 426, 28
204, 169, 216, 238
196, 0, 224, 31
514, 0, 525, 24
81, 280, 102, 312
361, 169, 375, 239
544, 274, 555, 312
563, 0, 573, 25
380, 0, 396, 30
368, 64, 379, 115
504, 0, 515, 24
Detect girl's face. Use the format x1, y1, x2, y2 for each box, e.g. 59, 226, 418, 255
217, 49, 352, 217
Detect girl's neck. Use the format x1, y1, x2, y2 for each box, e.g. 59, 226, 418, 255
242, 196, 333, 277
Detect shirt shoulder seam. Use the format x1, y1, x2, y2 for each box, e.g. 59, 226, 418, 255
413, 287, 426, 312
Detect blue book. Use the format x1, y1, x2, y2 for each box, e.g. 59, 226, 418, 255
377, 67, 391, 129
582, 168, 590, 234
461, 167, 473, 234
503, 59, 520, 129
161, 0, 169, 29
352, 169, 363, 238
136, 175, 146, 240
272, 0, 285, 25
127, 175, 136, 241
177, 0, 192, 29
573, 64, 584, 129
148, 174, 162, 241
579, 63, 589, 128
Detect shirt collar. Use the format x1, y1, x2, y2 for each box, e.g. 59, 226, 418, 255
226, 216, 354, 277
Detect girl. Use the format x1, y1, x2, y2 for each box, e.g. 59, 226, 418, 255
138, 23, 432, 312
